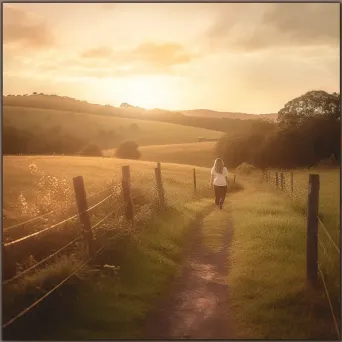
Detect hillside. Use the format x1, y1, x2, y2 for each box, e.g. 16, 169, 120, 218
180, 109, 277, 121
3, 95, 276, 136
125, 141, 217, 168
3, 106, 224, 152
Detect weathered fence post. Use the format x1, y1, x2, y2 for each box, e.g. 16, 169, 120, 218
122, 165, 134, 222
276, 172, 279, 188
73, 176, 94, 256
291, 172, 294, 196
193, 168, 197, 193
280, 172, 284, 191
155, 163, 165, 207
234, 175, 236, 184
306, 174, 320, 287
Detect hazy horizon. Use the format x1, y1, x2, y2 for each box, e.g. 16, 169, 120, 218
3, 3, 340, 114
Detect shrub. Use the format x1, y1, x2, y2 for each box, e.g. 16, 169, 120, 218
80, 143, 103, 157
115, 141, 141, 160
236, 162, 256, 175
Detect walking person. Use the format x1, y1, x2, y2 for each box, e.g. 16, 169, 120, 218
209, 158, 228, 209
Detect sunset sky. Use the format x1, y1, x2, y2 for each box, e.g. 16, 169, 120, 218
3, 2, 340, 114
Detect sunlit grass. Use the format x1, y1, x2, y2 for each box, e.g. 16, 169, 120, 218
3, 155, 228, 339
105, 141, 218, 168
228, 180, 340, 339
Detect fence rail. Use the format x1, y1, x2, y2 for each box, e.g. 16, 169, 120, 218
262, 169, 340, 338
3, 162, 222, 330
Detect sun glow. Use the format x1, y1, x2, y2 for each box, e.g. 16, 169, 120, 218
120, 76, 176, 109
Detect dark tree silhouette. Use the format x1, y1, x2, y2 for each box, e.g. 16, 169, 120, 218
115, 141, 141, 159
278, 90, 340, 126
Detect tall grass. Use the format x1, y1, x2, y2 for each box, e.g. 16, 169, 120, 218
228, 176, 340, 339
3, 155, 227, 339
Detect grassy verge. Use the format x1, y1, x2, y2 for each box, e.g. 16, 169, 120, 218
4, 198, 213, 340
227, 181, 340, 339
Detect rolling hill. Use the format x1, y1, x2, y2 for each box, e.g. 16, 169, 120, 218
4, 106, 224, 150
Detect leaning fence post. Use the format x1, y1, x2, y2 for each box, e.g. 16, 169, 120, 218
73, 176, 94, 256
306, 174, 320, 287
291, 172, 294, 197
155, 163, 165, 207
275, 172, 279, 188
122, 165, 134, 222
193, 168, 197, 193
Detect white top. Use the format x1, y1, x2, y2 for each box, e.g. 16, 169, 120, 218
211, 167, 228, 186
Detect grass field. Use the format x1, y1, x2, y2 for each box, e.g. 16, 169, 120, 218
4, 106, 224, 148
105, 141, 218, 168
3, 154, 339, 339
3, 155, 242, 339
227, 170, 340, 339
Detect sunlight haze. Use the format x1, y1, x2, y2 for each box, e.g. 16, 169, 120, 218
3, 2, 340, 114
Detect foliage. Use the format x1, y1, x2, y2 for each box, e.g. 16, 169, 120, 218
80, 143, 103, 157
236, 162, 256, 175
115, 141, 141, 160
217, 90, 340, 169
278, 90, 340, 126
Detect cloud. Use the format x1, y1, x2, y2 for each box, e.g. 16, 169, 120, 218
79, 42, 195, 75
3, 5, 54, 49
205, 3, 340, 53
81, 46, 114, 59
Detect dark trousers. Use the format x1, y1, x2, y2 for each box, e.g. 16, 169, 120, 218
214, 185, 227, 205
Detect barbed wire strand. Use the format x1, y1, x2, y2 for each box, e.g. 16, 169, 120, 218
84, 194, 114, 213
3, 214, 79, 248
3, 236, 83, 286
4, 194, 116, 248
3, 186, 115, 232
2, 243, 106, 330
3, 211, 55, 232
318, 263, 341, 339
92, 207, 122, 230
317, 216, 340, 255
318, 236, 334, 267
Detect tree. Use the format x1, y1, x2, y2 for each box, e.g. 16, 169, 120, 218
115, 141, 141, 159
80, 143, 103, 157
278, 90, 340, 126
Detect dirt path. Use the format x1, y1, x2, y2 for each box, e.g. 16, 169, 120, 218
145, 206, 234, 339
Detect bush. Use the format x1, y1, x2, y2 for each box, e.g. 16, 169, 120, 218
236, 162, 256, 175
80, 143, 103, 157
115, 141, 141, 160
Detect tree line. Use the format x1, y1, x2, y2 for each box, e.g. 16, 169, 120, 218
217, 91, 340, 169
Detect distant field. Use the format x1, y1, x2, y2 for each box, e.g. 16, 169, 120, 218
3, 155, 218, 226
4, 106, 224, 148
105, 141, 218, 168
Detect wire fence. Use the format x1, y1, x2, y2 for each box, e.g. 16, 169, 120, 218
3, 162, 221, 331
262, 169, 340, 339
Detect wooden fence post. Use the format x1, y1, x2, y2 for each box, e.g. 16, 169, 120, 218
291, 172, 294, 196
193, 168, 197, 193
276, 172, 279, 188
280, 172, 284, 191
234, 175, 236, 184
155, 163, 165, 207
73, 176, 94, 256
306, 174, 320, 287
122, 165, 134, 221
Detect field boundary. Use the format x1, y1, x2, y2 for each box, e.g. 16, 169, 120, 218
261, 169, 340, 338
3, 163, 236, 330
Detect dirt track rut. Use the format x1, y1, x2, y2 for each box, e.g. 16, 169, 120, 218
145, 206, 234, 339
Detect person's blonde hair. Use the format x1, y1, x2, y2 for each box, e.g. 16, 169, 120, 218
214, 158, 224, 174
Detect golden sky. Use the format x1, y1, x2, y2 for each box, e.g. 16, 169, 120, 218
3, 3, 340, 114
